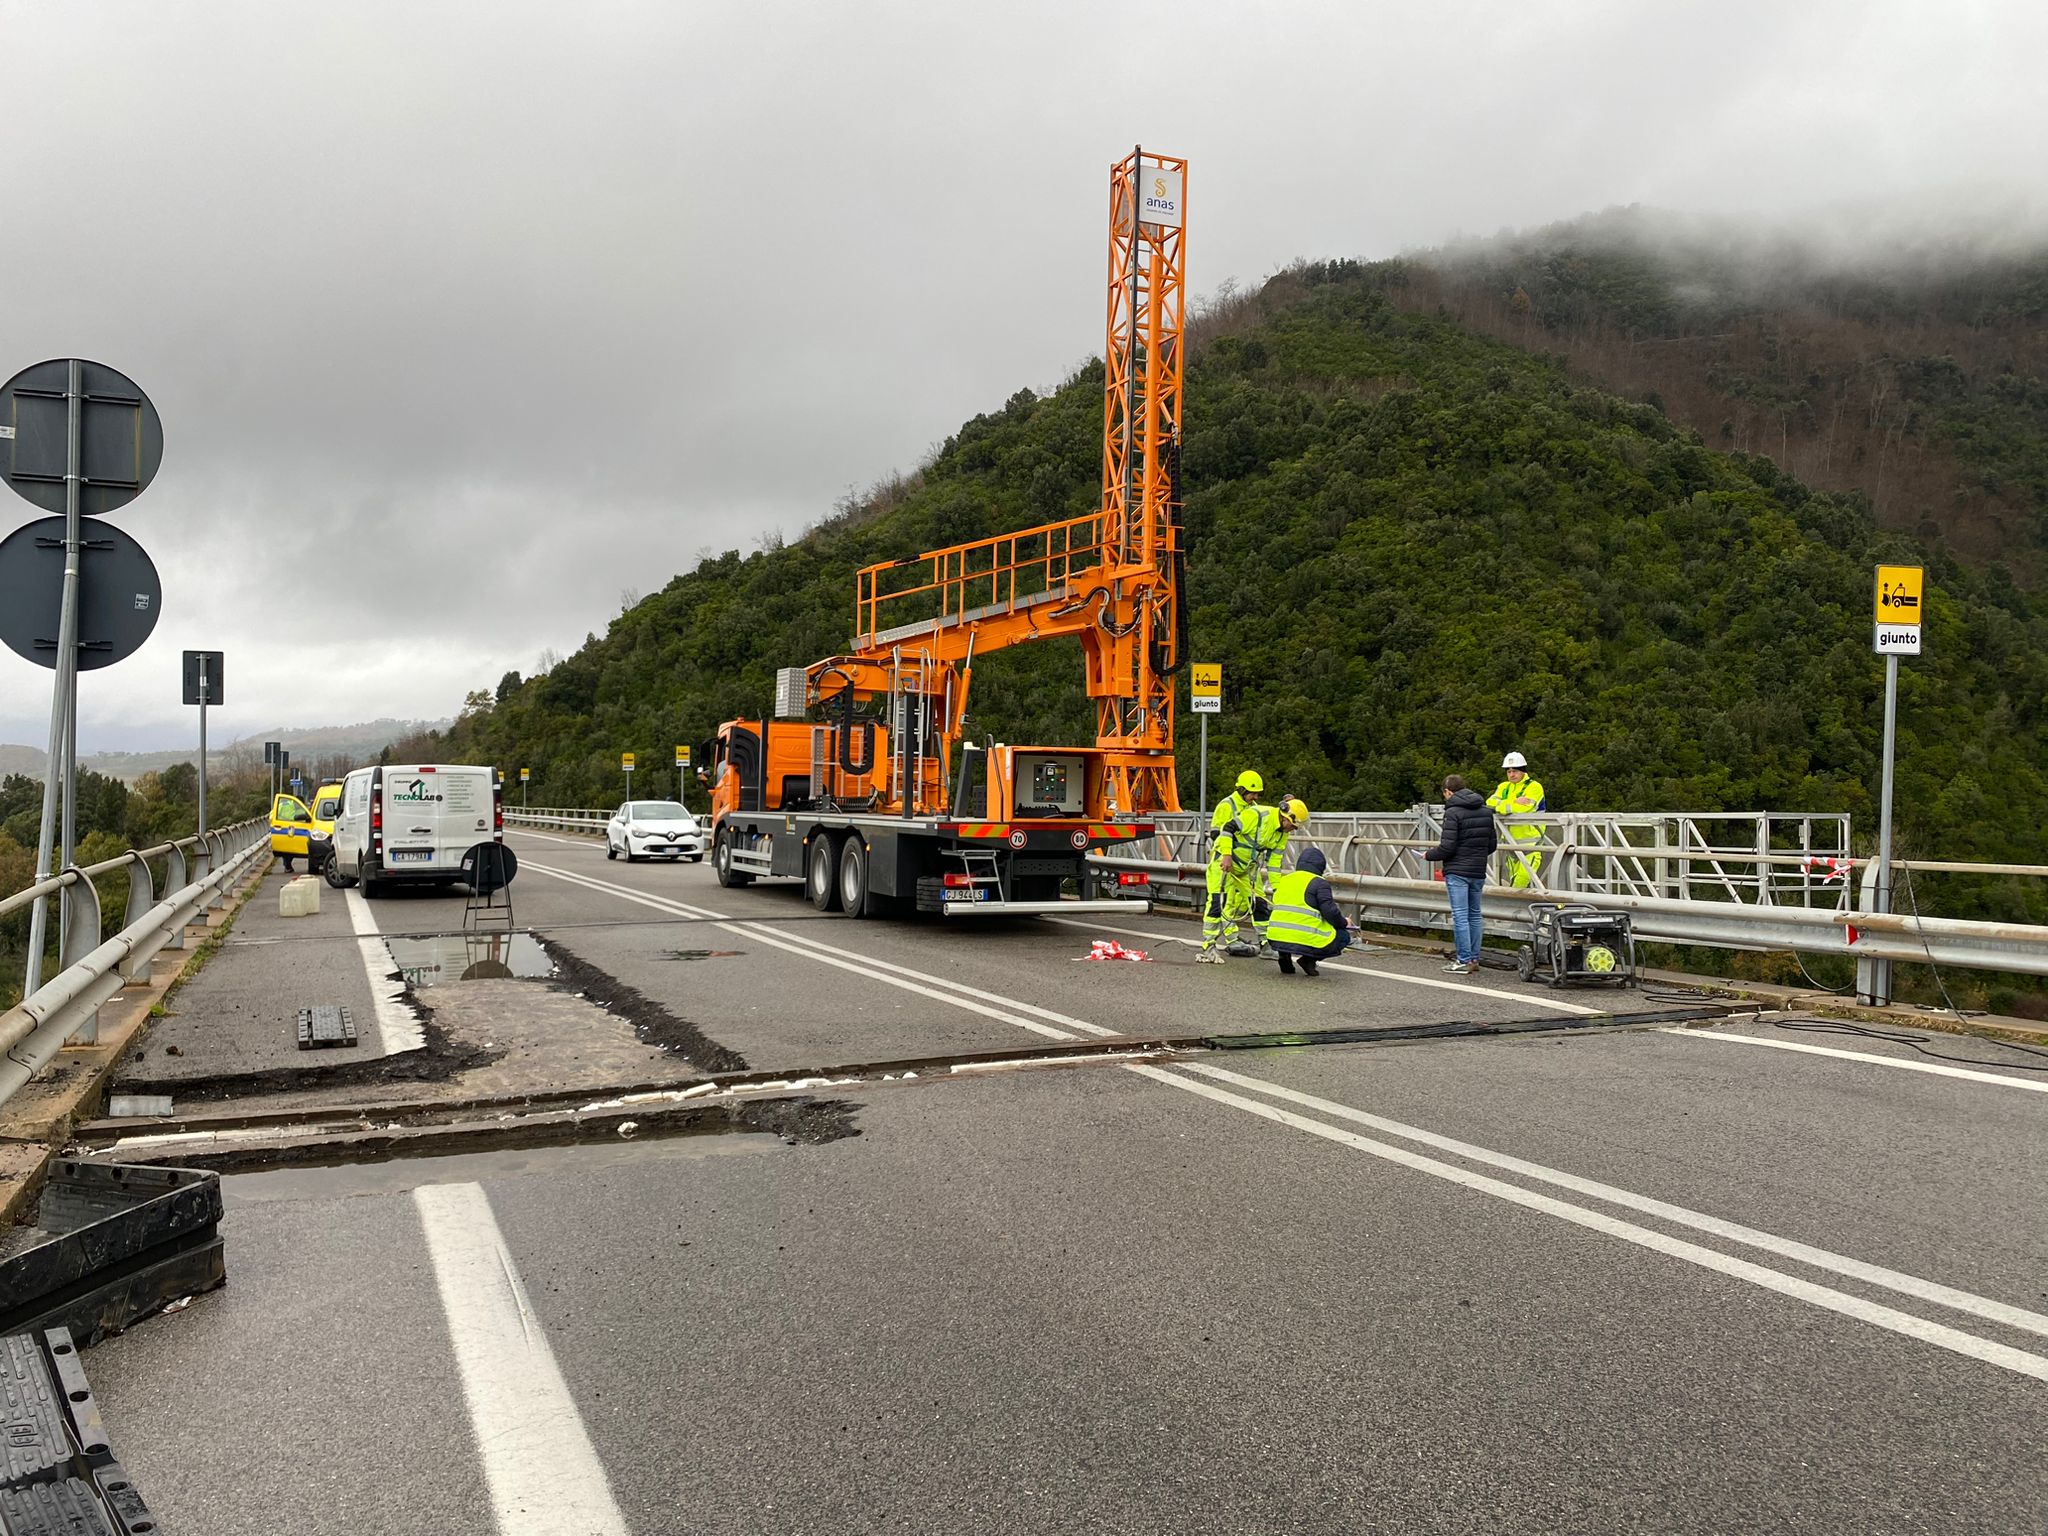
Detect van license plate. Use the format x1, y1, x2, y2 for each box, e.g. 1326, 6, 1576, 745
389, 850, 433, 864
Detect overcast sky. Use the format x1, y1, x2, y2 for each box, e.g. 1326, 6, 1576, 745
3, 0, 2043, 752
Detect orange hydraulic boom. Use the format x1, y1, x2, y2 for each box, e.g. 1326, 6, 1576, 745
805, 147, 1189, 815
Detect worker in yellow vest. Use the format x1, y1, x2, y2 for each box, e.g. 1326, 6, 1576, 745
1249, 796, 1310, 956
1486, 751, 1547, 888
1200, 771, 1270, 962
1266, 847, 1354, 976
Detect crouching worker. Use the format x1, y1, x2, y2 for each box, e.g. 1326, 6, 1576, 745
1267, 847, 1353, 977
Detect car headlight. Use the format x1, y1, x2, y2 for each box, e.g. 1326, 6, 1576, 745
629, 824, 646, 836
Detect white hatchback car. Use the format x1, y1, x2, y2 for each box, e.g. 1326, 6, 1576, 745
606, 800, 706, 863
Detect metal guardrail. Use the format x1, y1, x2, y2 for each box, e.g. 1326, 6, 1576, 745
511, 802, 2045, 991
0, 817, 267, 1107
1097, 807, 2048, 993
506, 807, 610, 833
1131, 809, 1861, 911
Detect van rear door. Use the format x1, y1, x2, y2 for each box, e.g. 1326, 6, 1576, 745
380, 766, 497, 871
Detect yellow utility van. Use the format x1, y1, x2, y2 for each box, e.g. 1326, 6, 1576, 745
271, 782, 344, 874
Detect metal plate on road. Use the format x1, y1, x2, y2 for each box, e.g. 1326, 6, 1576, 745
0, 1334, 71, 1486
0, 516, 162, 670
296, 1006, 358, 1050
0, 359, 163, 516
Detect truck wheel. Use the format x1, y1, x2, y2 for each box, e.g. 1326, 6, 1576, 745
713, 830, 753, 888
808, 834, 843, 912
838, 836, 871, 917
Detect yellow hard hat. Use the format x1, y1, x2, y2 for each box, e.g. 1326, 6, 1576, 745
1279, 796, 1309, 828
1234, 770, 1264, 795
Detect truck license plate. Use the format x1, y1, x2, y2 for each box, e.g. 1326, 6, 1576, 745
944, 887, 989, 902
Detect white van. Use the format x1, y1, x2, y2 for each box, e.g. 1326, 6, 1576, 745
326, 764, 501, 896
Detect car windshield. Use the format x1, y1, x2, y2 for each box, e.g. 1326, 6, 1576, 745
631, 802, 691, 819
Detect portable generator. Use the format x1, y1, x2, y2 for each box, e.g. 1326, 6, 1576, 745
1516, 902, 1637, 988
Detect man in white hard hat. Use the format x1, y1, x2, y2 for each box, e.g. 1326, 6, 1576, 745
1486, 751, 1547, 889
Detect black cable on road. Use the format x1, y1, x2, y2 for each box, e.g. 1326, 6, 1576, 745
1769, 1015, 2048, 1072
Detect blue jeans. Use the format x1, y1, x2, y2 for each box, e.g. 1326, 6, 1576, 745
1444, 873, 1483, 964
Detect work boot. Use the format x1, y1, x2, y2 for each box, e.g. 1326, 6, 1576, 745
1299, 959, 1320, 977
1256, 942, 1278, 960
1276, 954, 1296, 975
1195, 947, 1225, 965
1225, 940, 1260, 959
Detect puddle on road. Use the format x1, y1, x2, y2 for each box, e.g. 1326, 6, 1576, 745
385, 931, 556, 988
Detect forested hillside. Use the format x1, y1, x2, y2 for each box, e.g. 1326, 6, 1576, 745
431, 261, 2048, 938
1397, 209, 2048, 574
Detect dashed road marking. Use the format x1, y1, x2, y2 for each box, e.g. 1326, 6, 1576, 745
414, 1181, 629, 1534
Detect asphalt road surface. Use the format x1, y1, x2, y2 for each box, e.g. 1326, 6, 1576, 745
83, 829, 2048, 1534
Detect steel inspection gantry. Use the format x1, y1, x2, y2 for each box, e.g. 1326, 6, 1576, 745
805, 147, 1189, 814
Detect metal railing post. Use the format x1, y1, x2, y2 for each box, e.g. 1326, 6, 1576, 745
60, 868, 102, 1043
124, 854, 154, 933
1856, 860, 1890, 1005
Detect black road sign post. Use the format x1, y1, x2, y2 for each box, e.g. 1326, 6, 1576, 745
1, 359, 163, 995
183, 652, 223, 835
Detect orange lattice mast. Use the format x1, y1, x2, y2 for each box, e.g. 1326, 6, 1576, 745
811, 150, 1189, 816
1092, 146, 1187, 812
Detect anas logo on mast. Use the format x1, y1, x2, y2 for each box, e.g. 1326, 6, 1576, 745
1139, 166, 1183, 229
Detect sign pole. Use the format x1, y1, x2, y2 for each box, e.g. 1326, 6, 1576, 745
197, 659, 209, 836
23, 361, 85, 993
1869, 650, 1901, 1004
1198, 713, 1208, 819
1862, 562, 1923, 1006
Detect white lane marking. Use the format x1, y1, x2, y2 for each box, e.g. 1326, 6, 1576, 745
1046, 915, 1601, 1016
734, 923, 1119, 1038
1178, 1061, 2048, 1342
1047, 914, 1203, 948
1130, 1064, 2048, 1383
413, 1182, 630, 1534
526, 857, 1116, 1035
522, 860, 1084, 1041
343, 885, 426, 1053
1659, 1027, 2048, 1096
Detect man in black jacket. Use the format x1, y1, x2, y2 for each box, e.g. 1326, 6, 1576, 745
1423, 774, 1497, 972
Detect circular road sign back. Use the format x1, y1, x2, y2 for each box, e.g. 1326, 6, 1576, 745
0, 358, 164, 517
0, 516, 163, 670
